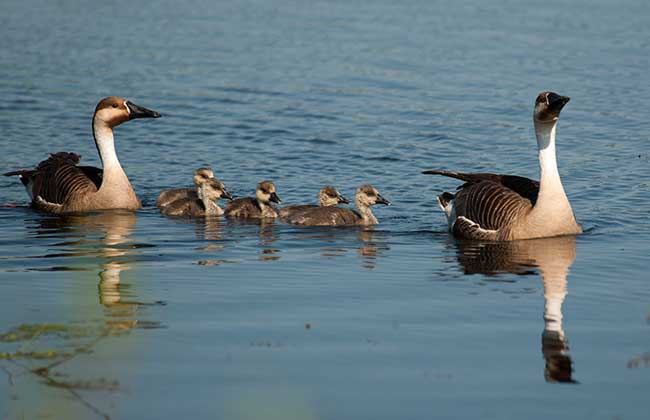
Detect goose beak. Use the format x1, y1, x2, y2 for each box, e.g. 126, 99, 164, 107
339, 195, 350, 204
548, 93, 570, 113
376, 195, 391, 206
126, 101, 161, 119
270, 192, 281, 204
222, 190, 234, 201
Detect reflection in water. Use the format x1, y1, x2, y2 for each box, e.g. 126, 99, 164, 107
454, 236, 578, 383
1, 211, 160, 419
357, 228, 390, 270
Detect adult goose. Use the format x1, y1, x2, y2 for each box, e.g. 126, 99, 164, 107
156, 167, 214, 208
4, 97, 161, 213
278, 186, 349, 221
284, 184, 390, 226
423, 91, 581, 241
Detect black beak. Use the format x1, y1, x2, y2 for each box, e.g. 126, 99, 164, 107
339, 195, 350, 204
270, 192, 281, 204
222, 189, 233, 201
547, 93, 570, 113
376, 195, 391, 206
127, 101, 161, 119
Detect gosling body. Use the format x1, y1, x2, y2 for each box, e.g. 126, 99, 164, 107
156, 167, 214, 208
161, 178, 232, 217
285, 184, 389, 226
279, 186, 348, 220
225, 181, 281, 219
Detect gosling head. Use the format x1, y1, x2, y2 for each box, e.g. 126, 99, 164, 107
199, 178, 233, 202
192, 167, 215, 187
534, 91, 570, 124
256, 180, 281, 205
356, 184, 390, 207
94, 96, 161, 128
319, 186, 349, 206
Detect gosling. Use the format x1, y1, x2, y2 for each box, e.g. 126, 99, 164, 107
284, 184, 390, 226
224, 180, 281, 219
161, 178, 232, 217
279, 186, 349, 221
156, 167, 214, 208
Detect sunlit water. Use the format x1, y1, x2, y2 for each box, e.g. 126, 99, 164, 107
1, 0, 649, 418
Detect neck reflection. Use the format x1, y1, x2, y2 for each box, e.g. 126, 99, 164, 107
454, 235, 578, 383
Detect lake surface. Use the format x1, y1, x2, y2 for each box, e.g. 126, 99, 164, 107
1, 0, 649, 418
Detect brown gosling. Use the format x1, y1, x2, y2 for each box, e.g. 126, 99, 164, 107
4, 97, 161, 213
284, 184, 390, 226
224, 180, 281, 219
156, 167, 214, 208
423, 91, 581, 241
278, 186, 349, 221
161, 178, 233, 217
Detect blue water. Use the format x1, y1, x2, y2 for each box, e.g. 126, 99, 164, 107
1, 0, 649, 419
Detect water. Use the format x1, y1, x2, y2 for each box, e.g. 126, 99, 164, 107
1, 0, 649, 418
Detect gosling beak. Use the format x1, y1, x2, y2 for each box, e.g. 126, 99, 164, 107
339, 195, 350, 204
269, 192, 281, 204
126, 101, 161, 119
222, 189, 233, 201
376, 195, 391, 206
547, 93, 570, 113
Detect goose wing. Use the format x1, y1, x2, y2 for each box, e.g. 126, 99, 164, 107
452, 180, 533, 238
422, 169, 539, 204
20, 152, 99, 205
224, 197, 261, 218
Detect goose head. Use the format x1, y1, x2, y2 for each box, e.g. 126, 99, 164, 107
94, 96, 161, 128
356, 184, 390, 208
199, 178, 233, 202
534, 92, 570, 124
193, 167, 215, 187
256, 181, 281, 205
319, 186, 349, 206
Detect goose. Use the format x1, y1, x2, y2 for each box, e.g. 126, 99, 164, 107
4, 97, 160, 213
161, 178, 233, 217
284, 184, 390, 226
422, 91, 582, 241
156, 167, 214, 208
278, 186, 349, 220
224, 180, 281, 219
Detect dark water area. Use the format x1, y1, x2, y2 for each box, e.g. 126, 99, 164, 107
1, 0, 649, 418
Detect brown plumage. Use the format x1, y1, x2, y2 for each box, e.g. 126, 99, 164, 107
156, 167, 215, 209
161, 178, 232, 217
278, 186, 349, 221
4, 96, 161, 213
423, 91, 582, 241
225, 180, 281, 219
284, 184, 390, 226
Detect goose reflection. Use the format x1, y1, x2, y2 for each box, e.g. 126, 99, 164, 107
357, 228, 390, 270
31, 211, 155, 318
453, 235, 578, 383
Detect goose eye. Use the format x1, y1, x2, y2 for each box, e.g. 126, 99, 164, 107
112, 103, 118, 108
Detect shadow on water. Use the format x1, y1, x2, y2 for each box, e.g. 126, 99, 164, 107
452, 235, 578, 384
1, 210, 163, 419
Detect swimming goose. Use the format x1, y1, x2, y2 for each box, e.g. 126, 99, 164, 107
423, 91, 581, 241
224, 180, 281, 219
4, 97, 161, 213
161, 178, 233, 217
284, 184, 390, 226
156, 167, 214, 208
278, 186, 349, 220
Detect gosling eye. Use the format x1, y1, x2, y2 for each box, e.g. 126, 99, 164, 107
366, 192, 376, 197
112, 103, 118, 108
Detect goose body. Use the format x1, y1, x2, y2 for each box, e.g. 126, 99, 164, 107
225, 180, 281, 219
161, 178, 232, 217
278, 186, 349, 221
285, 184, 390, 226
423, 92, 581, 241
4, 97, 160, 214
156, 167, 214, 209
